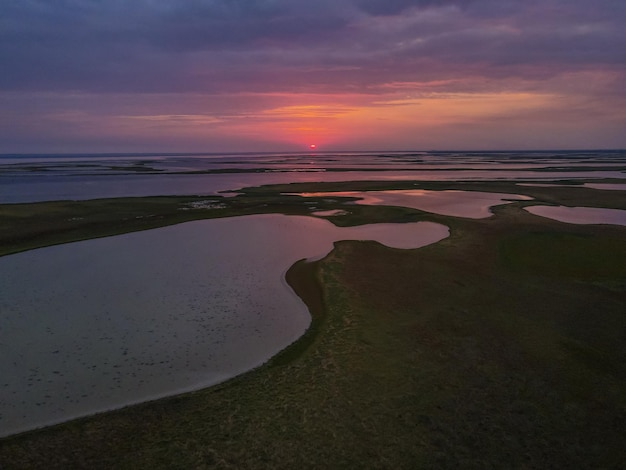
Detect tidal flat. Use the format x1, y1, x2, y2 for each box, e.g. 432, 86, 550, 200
0, 151, 625, 468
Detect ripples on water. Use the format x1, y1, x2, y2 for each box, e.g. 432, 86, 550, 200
1, 150, 624, 436
525, 206, 626, 226
299, 189, 533, 218
1, 150, 624, 203
0, 215, 448, 437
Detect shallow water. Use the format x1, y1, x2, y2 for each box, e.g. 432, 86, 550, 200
0, 214, 448, 437
516, 183, 578, 188
524, 206, 626, 226
300, 189, 532, 218
3, 170, 623, 204
584, 183, 626, 191
1, 151, 625, 203
310, 209, 348, 217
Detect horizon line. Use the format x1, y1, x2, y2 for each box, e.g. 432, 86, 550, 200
1, 148, 625, 158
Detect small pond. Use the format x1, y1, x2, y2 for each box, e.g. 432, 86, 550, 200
299, 189, 532, 218
584, 183, 626, 191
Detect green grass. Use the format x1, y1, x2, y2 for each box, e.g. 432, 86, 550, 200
500, 231, 626, 281
0, 184, 625, 468
0, 194, 351, 257
241, 178, 626, 210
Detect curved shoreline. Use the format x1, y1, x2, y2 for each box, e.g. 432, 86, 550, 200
1, 182, 625, 468
0, 214, 448, 438
272, 258, 326, 367
0, 256, 326, 440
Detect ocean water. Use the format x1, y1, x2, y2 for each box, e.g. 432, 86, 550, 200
1, 150, 624, 203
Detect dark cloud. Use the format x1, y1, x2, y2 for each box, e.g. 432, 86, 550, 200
147, 5, 349, 51
0, 0, 354, 92
356, 0, 474, 16
0, 0, 624, 95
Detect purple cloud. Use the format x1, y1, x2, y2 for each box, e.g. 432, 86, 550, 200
0, 0, 623, 94
0, 0, 624, 151
356, 0, 475, 16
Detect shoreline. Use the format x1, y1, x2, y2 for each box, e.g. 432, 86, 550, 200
0, 258, 322, 440
1, 181, 625, 468
0, 212, 447, 438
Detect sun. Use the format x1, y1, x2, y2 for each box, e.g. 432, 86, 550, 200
309, 144, 317, 150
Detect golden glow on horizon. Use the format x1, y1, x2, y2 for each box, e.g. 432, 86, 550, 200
85, 89, 620, 150
261, 92, 561, 147
260, 104, 356, 119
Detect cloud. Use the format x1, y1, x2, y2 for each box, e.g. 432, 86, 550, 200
355, 0, 475, 16
1, 0, 624, 95
0, 0, 624, 151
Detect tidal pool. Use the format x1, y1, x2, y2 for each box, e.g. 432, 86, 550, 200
299, 189, 532, 218
524, 206, 626, 226
0, 214, 448, 437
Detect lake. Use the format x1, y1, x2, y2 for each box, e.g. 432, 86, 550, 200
0, 214, 448, 437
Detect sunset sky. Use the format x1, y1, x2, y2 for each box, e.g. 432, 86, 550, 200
1, 0, 625, 153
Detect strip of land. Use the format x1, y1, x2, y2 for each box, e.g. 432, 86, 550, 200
0, 182, 625, 468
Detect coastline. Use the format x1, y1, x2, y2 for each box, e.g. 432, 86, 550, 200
1, 181, 625, 468
0, 211, 447, 438
0, 260, 322, 441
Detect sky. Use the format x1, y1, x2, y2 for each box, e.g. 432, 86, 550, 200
1, 0, 625, 153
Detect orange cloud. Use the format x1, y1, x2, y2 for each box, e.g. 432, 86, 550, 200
219, 91, 563, 148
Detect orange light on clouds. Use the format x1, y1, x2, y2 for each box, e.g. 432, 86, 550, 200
260, 104, 354, 146
99, 88, 623, 151
244, 92, 562, 148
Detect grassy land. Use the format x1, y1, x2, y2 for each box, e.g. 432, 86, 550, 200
0, 194, 347, 257
240, 178, 626, 209
0, 183, 625, 468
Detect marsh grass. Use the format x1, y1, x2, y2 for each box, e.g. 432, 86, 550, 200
0, 194, 347, 257
0, 184, 625, 468
500, 231, 626, 280
242, 179, 626, 209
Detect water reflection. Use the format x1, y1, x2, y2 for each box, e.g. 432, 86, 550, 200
525, 206, 626, 226
584, 183, 626, 191
300, 189, 532, 218
0, 214, 448, 437
2, 150, 625, 203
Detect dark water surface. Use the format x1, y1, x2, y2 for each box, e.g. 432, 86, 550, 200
1, 150, 624, 203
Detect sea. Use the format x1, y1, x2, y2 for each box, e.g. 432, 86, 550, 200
1, 150, 624, 203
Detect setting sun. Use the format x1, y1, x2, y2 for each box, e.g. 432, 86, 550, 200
309, 144, 317, 150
